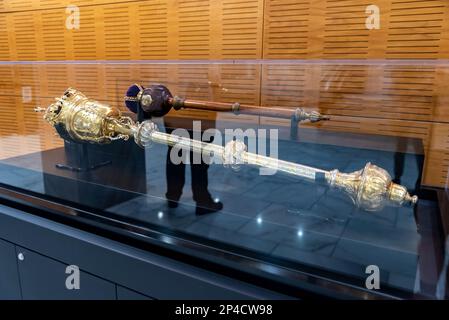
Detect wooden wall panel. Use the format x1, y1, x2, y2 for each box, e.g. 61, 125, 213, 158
380, 65, 436, 121
318, 65, 371, 116
0, 65, 13, 96
216, 64, 261, 104
2, 0, 449, 60
40, 9, 67, 60
261, 64, 307, 107
219, 0, 263, 59
0, 13, 9, 60
137, 0, 168, 60
425, 123, 449, 186
72, 6, 101, 60
178, 0, 211, 59
0, 0, 264, 60
102, 4, 133, 60
323, 0, 371, 59
386, 0, 447, 59
263, 0, 313, 59
260, 64, 440, 122
262, 0, 449, 59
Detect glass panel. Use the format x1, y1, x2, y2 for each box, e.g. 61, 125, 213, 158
0, 61, 448, 298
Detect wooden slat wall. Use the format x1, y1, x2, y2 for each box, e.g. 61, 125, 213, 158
0, 0, 264, 60
0, 0, 448, 188
263, 0, 449, 59
0, 0, 448, 60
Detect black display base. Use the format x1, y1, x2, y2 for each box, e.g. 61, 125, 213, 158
0, 139, 147, 210
56, 142, 112, 172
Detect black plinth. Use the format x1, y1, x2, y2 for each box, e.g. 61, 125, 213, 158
0, 139, 146, 210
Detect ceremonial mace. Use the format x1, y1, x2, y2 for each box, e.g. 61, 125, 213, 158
36, 88, 418, 211
123, 84, 330, 122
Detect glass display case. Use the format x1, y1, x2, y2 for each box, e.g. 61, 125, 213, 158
0, 61, 448, 299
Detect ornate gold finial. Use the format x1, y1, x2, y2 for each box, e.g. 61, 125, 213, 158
326, 162, 417, 211
37, 88, 136, 144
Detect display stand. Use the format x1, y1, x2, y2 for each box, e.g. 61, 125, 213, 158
56, 141, 111, 172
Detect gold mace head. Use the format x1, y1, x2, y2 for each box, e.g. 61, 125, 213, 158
327, 162, 418, 211
36, 88, 136, 144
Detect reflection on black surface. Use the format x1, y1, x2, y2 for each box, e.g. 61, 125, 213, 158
164, 126, 223, 216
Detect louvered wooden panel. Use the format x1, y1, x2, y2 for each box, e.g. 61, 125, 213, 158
263, 0, 310, 58
3, 0, 33, 11
425, 123, 449, 186
137, 0, 168, 59
386, 0, 446, 59
434, 66, 449, 122
71, 0, 115, 7
261, 64, 440, 121
0, 0, 134, 12
171, 64, 215, 119
2, 0, 449, 60
11, 78, 41, 138
13, 65, 41, 98
0, 95, 18, 136
0, 14, 9, 60
72, 6, 98, 60
323, 0, 371, 59
40, 9, 68, 60
102, 4, 132, 60
0, 66, 14, 97
220, 0, 263, 59
318, 65, 370, 116
260, 115, 431, 148
209, 64, 260, 123
176, 65, 210, 98
38, 0, 65, 10
10, 12, 39, 60
261, 64, 306, 108
39, 65, 72, 97
22, 98, 41, 135
380, 65, 436, 121
137, 64, 170, 85
103, 64, 135, 110
316, 116, 431, 146
72, 64, 104, 100
216, 64, 260, 105
177, 0, 211, 59
260, 116, 432, 156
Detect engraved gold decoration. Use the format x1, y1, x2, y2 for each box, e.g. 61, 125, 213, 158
326, 163, 418, 211
35, 88, 136, 144
36, 88, 418, 211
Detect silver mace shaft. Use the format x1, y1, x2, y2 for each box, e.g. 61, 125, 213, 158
134, 121, 418, 211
